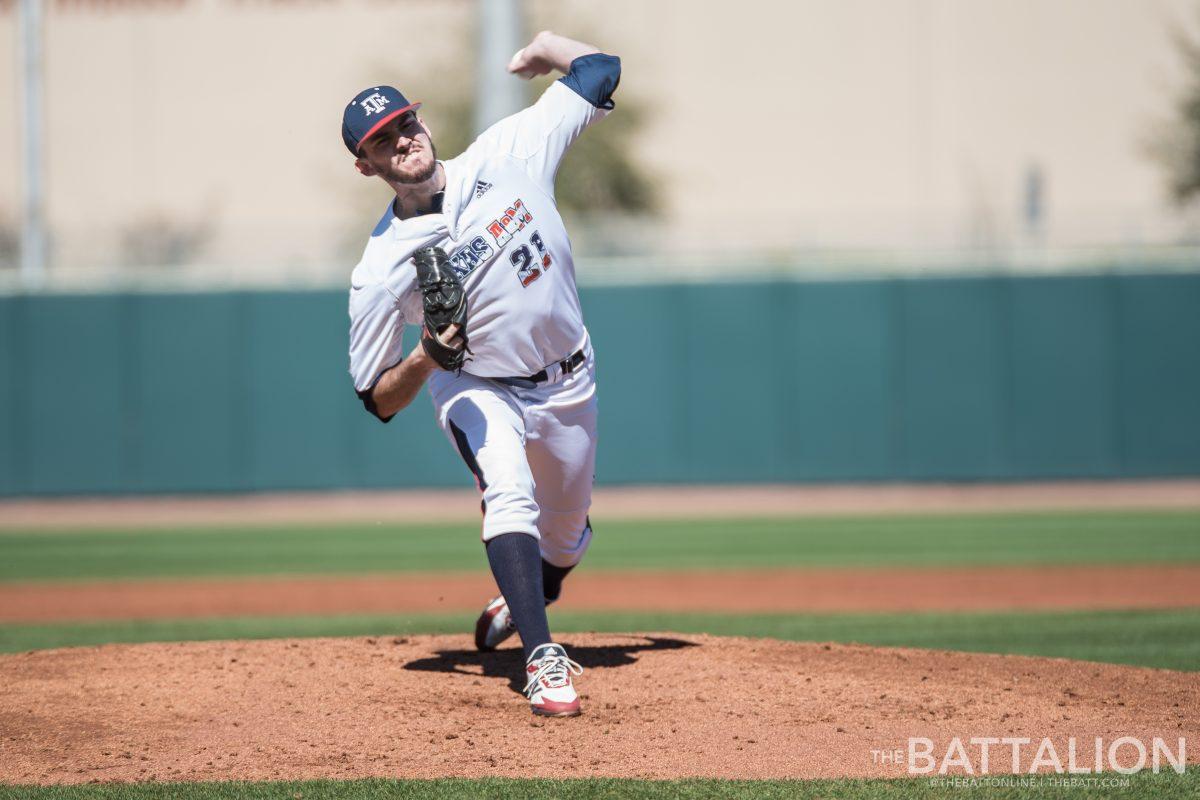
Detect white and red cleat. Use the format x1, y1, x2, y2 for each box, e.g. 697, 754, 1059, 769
524, 643, 583, 717
474, 595, 518, 651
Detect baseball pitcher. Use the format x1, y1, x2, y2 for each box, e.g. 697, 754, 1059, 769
343, 31, 619, 717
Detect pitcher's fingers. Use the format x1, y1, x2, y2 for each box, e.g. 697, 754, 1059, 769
507, 48, 527, 73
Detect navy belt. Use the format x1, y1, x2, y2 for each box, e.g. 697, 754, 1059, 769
493, 349, 586, 389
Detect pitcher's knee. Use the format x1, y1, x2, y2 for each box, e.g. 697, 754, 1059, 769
480, 480, 539, 541
481, 506, 539, 541
538, 511, 592, 568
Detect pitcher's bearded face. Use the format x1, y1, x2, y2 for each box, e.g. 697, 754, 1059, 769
358, 111, 438, 184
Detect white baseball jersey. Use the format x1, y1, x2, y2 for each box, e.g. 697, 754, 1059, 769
348, 77, 612, 399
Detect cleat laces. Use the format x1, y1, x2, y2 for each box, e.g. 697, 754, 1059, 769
524, 649, 583, 696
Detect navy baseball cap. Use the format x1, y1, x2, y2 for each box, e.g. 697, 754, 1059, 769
342, 86, 422, 155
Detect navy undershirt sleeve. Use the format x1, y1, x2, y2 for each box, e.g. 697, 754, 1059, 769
557, 53, 621, 110
355, 359, 401, 423
356, 386, 395, 423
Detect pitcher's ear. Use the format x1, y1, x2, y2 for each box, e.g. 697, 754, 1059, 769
355, 157, 377, 177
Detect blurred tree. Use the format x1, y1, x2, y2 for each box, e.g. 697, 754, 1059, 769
0, 216, 17, 270
1149, 18, 1200, 204
429, 78, 660, 218
514, 73, 659, 216
120, 213, 212, 269
551, 93, 660, 217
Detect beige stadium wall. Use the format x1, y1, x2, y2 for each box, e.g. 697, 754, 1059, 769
562, 0, 1200, 257
0, 0, 1197, 281
0, 0, 477, 281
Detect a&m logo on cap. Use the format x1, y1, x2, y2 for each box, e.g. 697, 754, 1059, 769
360, 91, 390, 115
342, 85, 421, 155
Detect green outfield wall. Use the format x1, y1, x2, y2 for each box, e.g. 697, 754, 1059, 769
1, 272, 1198, 496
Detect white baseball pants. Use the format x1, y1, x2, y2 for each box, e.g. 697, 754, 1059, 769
427, 346, 597, 568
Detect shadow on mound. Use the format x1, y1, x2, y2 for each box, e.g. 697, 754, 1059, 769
403, 635, 698, 694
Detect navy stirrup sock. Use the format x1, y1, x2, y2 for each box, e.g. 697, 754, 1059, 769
541, 559, 575, 604
485, 532, 552, 660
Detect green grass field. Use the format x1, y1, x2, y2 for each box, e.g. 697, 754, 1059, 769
3, 509, 1198, 797
2, 772, 1198, 800
2, 510, 1199, 582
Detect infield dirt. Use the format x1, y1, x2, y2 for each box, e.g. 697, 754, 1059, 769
4, 564, 1200, 623
2, 634, 1197, 784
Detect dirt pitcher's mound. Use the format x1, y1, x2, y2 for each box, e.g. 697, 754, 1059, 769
1, 634, 1197, 784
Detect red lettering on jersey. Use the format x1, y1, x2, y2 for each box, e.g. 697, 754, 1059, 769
487, 198, 535, 247
487, 220, 512, 247
513, 198, 533, 224
501, 213, 522, 236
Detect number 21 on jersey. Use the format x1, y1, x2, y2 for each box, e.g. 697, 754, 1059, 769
511, 231, 552, 287
486, 197, 553, 288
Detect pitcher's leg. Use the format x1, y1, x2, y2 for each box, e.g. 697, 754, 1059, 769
441, 390, 550, 658
442, 390, 537, 540
483, 533, 551, 659
526, 392, 598, 596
